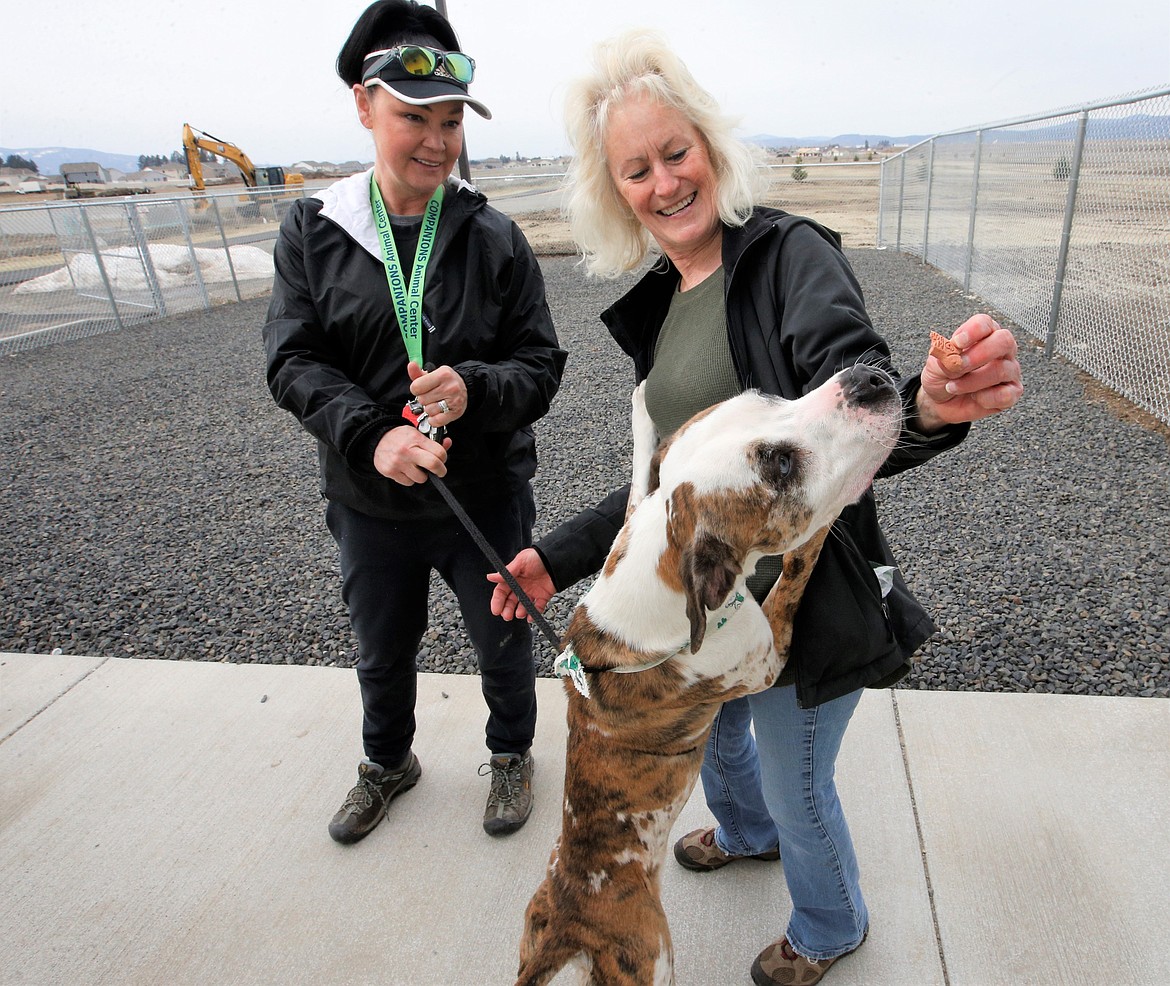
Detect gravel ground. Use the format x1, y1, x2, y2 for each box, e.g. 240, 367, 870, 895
2, 249, 1168, 697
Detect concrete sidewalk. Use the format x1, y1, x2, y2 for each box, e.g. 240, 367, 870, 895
1, 653, 1167, 985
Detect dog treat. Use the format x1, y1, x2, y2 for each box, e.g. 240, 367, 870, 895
929, 330, 963, 373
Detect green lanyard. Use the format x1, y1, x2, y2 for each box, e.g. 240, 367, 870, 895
370, 172, 444, 366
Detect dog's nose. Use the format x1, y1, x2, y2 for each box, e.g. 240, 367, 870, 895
841, 364, 895, 407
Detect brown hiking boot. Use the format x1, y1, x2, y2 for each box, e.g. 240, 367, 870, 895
328, 754, 421, 845
750, 932, 867, 985
673, 826, 781, 871
480, 750, 534, 836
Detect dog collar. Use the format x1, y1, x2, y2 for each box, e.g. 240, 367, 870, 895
555, 591, 746, 699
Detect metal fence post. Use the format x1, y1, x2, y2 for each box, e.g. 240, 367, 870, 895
78, 206, 125, 331
1046, 110, 1089, 358
175, 201, 211, 310
921, 138, 936, 265
210, 198, 242, 302
47, 207, 80, 294
895, 154, 906, 252
963, 130, 984, 294
125, 201, 167, 318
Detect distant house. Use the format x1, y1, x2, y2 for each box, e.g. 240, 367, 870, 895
0, 167, 37, 192
60, 162, 107, 184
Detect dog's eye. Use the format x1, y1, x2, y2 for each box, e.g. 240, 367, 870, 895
756, 444, 796, 485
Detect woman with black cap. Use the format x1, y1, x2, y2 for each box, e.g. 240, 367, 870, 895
263, 0, 566, 845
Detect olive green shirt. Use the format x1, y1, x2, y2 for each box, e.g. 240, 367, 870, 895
642, 267, 791, 680
644, 266, 738, 436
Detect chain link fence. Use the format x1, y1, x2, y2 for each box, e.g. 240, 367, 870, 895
8, 108, 1164, 428
878, 86, 1170, 425
0, 186, 308, 355
0, 161, 888, 359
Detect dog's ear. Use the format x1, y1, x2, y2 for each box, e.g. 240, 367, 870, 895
682, 531, 742, 654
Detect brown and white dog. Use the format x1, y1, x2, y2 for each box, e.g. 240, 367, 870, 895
516, 364, 902, 986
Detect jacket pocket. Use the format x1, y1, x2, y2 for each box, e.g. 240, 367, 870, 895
789, 525, 898, 697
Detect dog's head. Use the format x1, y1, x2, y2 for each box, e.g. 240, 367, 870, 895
648, 365, 902, 652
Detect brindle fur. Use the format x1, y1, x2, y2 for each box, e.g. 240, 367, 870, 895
515, 531, 829, 986
517, 369, 900, 985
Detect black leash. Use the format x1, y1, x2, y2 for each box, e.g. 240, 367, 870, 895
403, 385, 562, 653
426, 471, 564, 653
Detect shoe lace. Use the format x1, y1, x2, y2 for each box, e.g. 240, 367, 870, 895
479, 757, 522, 806
340, 777, 376, 812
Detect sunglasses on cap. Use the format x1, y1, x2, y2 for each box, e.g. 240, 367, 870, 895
362, 45, 476, 86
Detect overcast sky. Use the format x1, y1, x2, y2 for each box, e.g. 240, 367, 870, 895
3, 0, 1167, 165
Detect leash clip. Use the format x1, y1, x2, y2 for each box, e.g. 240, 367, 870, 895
402, 397, 447, 443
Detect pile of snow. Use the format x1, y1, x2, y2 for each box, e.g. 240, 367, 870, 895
14, 243, 274, 295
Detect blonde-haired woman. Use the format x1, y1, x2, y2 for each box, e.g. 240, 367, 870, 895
492, 29, 1022, 984
563, 29, 768, 278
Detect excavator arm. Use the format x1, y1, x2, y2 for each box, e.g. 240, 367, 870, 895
182, 123, 261, 189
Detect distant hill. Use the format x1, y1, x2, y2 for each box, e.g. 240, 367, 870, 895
0, 146, 143, 176
744, 113, 1170, 149
975, 113, 1170, 143
14, 115, 1161, 179
745, 133, 931, 149
8, 137, 923, 177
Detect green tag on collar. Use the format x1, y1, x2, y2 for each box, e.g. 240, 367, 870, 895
370, 174, 444, 367
554, 646, 591, 699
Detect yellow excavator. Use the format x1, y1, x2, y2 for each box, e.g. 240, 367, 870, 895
182, 123, 304, 191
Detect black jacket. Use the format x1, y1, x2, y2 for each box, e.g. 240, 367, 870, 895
536, 207, 968, 708
264, 171, 567, 519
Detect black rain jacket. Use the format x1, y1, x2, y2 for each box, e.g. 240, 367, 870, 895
264, 171, 567, 519
535, 207, 968, 708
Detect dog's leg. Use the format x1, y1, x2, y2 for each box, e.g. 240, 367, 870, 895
626, 381, 658, 520
517, 881, 552, 976
761, 525, 830, 657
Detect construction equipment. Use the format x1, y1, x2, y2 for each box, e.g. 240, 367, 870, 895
182, 123, 304, 192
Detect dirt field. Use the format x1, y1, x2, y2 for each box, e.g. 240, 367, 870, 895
508, 167, 882, 257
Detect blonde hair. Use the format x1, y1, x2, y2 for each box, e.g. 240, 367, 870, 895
563, 29, 768, 278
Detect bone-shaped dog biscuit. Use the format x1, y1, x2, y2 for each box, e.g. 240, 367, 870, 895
929, 330, 963, 372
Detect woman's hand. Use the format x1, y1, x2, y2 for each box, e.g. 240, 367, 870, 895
373, 425, 451, 485
913, 314, 1024, 432
488, 548, 556, 622
408, 360, 468, 429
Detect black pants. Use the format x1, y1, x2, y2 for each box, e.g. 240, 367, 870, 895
325, 488, 537, 768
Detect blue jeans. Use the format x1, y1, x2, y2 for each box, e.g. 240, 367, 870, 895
699, 685, 868, 961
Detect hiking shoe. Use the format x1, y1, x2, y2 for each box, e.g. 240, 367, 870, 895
673, 826, 781, 872
328, 754, 421, 845
480, 750, 534, 836
750, 932, 867, 986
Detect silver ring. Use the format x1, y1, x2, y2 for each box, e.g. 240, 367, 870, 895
437, 399, 450, 414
